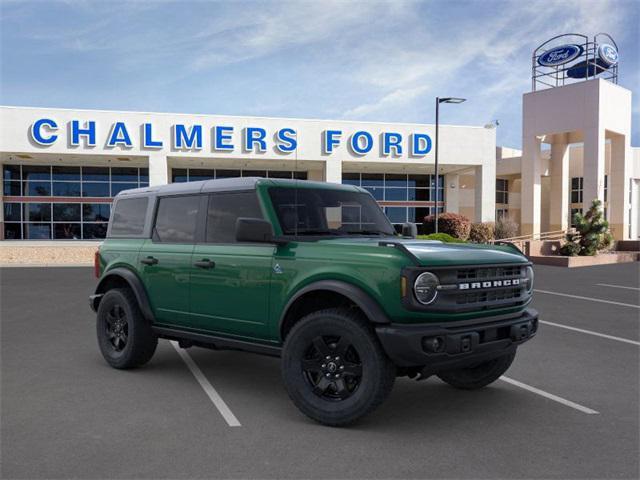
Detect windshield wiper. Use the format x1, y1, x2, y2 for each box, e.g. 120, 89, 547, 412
345, 230, 389, 236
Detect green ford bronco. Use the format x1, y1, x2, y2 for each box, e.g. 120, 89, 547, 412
90, 177, 537, 426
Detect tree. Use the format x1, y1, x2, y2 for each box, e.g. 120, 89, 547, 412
560, 199, 613, 256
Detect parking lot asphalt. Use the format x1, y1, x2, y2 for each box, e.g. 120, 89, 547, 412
1, 263, 639, 479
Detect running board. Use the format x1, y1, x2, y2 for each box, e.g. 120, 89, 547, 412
152, 326, 282, 357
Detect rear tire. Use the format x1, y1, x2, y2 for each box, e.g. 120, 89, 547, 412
96, 288, 157, 369
281, 308, 395, 427
437, 350, 516, 390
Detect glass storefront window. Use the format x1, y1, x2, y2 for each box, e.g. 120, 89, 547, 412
82, 182, 110, 197
22, 165, 51, 181
26, 181, 51, 196
110, 167, 139, 182
26, 203, 51, 222
83, 204, 110, 221
54, 223, 82, 239
82, 167, 110, 182
83, 223, 108, 239
3, 181, 21, 196
24, 223, 51, 239
4, 202, 21, 221
110, 183, 139, 196
52, 166, 80, 181
53, 204, 81, 222
52, 182, 81, 197
4, 223, 22, 239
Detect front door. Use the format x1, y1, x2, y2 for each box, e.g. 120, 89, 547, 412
189, 191, 275, 340
139, 194, 201, 327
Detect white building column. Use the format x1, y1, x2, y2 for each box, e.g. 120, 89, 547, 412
521, 135, 543, 236
445, 173, 459, 213
324, 159, 342, 184
549, 134, 570, 232
582, 126, 605, 211
474, 163, 495, 222
148, 153, 169, 186
609, 134, 631, 240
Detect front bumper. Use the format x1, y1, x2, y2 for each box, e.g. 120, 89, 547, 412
376, 308, 538, 369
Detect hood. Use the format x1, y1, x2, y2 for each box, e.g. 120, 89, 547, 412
317, 237, 527, 266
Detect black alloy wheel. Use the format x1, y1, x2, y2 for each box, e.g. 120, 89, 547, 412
301, 335, 363, 401
105, 304, 129, 352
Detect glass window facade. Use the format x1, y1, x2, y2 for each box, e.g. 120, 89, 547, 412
570, 177, 583, 203
2, 164, 147, 239
172, 168, 307, 183
343, 173, 444, 227
496, 178, 509, 204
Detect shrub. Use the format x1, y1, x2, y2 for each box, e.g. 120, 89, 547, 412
422, 213, 471, 240
469, 222, 495, 243
495, 217, 519, 239
417, 233, 466, 243
560, 199, 613, 256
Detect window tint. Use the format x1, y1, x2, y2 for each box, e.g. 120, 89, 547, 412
153, 195, 200, 243
206, 192, 263, 243
110, 197, 148, 236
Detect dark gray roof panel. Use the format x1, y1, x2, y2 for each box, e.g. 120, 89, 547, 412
115, 177, 361, 198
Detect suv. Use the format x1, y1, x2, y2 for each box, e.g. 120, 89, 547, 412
90, 177, 537, 426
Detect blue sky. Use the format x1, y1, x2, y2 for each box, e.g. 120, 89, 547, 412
1, 0, 638, 148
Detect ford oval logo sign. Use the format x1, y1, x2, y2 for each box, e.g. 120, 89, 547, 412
538, 44, 583, 67
598, 44, 618, 66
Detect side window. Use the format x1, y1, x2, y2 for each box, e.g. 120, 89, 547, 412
206, 192, 263, 243
153, 195, 200, 243
109, 197, 148, 236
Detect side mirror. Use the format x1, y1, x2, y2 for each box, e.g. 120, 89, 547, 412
401, 222, 417, 238
236, 217, 277, 243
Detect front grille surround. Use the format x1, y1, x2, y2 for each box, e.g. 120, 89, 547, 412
402, 263, 532, 313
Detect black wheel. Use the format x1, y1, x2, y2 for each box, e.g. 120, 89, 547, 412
96, 288, 157, 369
281, 308, 395, 426
437, 350, 516, 390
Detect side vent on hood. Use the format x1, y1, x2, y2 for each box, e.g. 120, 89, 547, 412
378, 241, 421, 266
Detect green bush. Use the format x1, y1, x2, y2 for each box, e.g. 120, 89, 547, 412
422, 213, 471, 240
560, 199, 613, 256
495, 217, 519, 239
417, 233, 466, 243
469, 222, 495, 243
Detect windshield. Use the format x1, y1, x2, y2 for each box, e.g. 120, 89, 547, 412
268, 187, 396, 237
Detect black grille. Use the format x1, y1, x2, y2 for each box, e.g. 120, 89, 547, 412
456, 287, 522, 305
457, 266, 523, 281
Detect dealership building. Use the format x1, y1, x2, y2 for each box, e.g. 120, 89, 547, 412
0, 35, 638, 243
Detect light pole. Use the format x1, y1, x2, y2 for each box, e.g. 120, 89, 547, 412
434, 97, 466, 233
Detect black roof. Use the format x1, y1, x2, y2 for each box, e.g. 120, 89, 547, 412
115, 177, 361, 198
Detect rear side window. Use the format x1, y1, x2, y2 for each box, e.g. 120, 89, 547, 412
109, 197, 148, 237
153, 195, 200, 243
206, 192, 263, 243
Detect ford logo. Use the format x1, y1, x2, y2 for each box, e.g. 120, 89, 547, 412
598, 43, 618, 66
538, 44, 583, 67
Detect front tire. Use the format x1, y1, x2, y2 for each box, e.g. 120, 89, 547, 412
436, 350, 516, 390
281, 308, 395, 427
96, 288, 157, 369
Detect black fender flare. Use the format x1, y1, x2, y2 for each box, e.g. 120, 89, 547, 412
279, 280, 391, 332
93, 268, 155, 323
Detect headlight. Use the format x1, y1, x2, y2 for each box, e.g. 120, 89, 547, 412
414, 272, 439, 305
525, 266, 534, 293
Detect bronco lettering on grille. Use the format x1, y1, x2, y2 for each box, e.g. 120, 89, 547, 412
459, 279, 520, 290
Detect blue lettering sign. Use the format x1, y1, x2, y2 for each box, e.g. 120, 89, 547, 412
244, 127, 267, 152
173, 124, 202, 150
71, 120, 96, 147
411, 133, 432, 156
107, 122, 132, 148
30, 118, 58, 145
323, 130, 342, 154
143, 123, 163, 148
275, 128, 297, 153
383, 132, 403, 156
350, 131, 373, 155
214, 126, 234, 151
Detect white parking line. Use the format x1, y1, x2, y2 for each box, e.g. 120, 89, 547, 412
170, 341, 241, 427
540, 320, 640, 346
534, 289, 640, 309
596, 283, 640, 291
500, 376, 599, 415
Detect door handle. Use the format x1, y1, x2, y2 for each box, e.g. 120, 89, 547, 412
194, 259, 216, 269
140, 256, 159, 266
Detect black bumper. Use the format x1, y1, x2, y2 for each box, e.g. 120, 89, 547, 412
376, 308, 538, 370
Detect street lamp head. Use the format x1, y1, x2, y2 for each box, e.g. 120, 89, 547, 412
438, 97, 466, 104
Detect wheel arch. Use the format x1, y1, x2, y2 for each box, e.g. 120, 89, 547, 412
93, 268, 155, 323
279, 280, 391, 341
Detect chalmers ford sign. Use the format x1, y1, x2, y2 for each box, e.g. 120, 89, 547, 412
29, 118, 434, 157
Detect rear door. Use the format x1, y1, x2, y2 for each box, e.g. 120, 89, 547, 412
138, 194, 202, 327
189, 190, 275, 339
